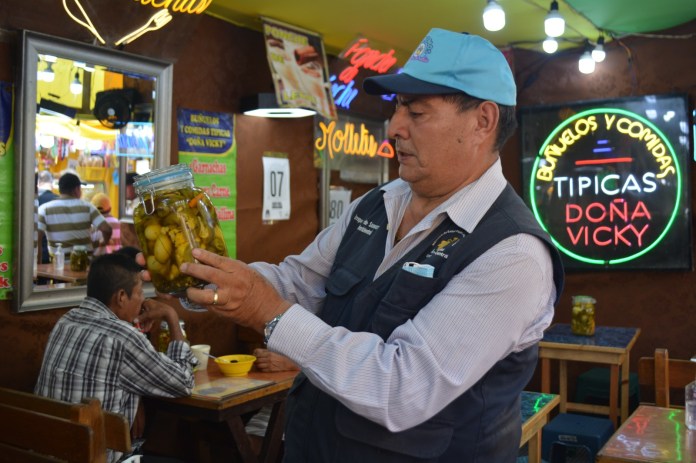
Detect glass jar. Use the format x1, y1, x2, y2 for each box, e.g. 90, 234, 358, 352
70, 245, 89, 272
157, 321, 170, 352
571, 295, 596, 336
133, 164, 228, 295
156, 320, 188, 352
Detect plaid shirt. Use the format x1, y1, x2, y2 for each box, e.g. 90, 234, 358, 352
35, 297, 195, 461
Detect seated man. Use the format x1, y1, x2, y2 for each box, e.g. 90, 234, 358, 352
35, 253, 196, 463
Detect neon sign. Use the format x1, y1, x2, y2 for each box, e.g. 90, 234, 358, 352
338, 38, 398, 83
526, 105, 689, 268
330, 38, 400, 111
314, 120, 394, 161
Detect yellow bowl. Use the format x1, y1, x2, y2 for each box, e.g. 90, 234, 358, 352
214, 354, 256, 377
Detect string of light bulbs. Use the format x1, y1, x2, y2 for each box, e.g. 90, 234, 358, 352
482, 0, 606, 74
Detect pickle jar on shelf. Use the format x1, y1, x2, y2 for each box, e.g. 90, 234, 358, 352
571, 295, 596, 336
133, 164, 228, 295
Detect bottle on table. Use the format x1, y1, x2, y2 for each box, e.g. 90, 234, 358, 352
54, 243, 64, 269
686, 377, 696, 430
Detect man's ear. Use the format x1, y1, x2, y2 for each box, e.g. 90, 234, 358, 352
476, 101, 500, 136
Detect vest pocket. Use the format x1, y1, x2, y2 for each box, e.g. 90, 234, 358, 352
371, 270, 445, 339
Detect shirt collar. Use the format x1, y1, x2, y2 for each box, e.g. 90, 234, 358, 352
381, 159, 507, 233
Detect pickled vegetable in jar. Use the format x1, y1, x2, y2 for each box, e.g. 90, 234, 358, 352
571, 295, 596, 336
70, 245, 89, 272
133, 164, 228, 295
157, 321, 170, 353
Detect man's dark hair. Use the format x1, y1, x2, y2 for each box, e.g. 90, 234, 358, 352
114, 246, 141, 261
126, 172, 138, 186
442, 93, 518, 152
87, 253, 142, 305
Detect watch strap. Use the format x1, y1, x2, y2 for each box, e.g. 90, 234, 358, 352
263, 313, 284, 345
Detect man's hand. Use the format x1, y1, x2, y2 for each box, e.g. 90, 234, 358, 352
253, 348, 299, 372
180, 249, 291, 332
134, 298, 177, 334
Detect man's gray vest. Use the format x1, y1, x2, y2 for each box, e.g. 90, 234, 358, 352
282, 184, 564, 463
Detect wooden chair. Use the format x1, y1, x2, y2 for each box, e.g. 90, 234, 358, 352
637, 348, 696, 408
0, 387, 131, 463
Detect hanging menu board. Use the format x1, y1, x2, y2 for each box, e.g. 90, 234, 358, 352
519, 94, 692, 271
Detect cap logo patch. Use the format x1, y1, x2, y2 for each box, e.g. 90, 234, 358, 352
410, 36, 434, 63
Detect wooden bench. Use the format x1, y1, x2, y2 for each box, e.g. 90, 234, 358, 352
0, 387, 131, 463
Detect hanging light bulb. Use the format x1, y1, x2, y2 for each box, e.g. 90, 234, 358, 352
592, 36, 606, 62
544, 1, 565, 38
483, 0, 505, 32
38, 61, 55, 82
70, 71, 83, 95
543, 36, 558, 54
578, 42, 595, 74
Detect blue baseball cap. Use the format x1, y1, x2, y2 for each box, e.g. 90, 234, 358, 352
363, 28, 516, 106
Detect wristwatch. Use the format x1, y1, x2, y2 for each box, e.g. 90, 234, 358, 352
264, 313, 284, 345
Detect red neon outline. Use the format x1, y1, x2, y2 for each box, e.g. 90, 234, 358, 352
575, 157, 633, 165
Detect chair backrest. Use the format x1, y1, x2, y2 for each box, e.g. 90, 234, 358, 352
638, 348, 696, 408
0, 402, 96, 463
0, 387, 132, 462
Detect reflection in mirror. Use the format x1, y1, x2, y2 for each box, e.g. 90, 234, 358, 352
14, 31, 172, 312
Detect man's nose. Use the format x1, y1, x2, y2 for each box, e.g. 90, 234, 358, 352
387, 108, 407, 140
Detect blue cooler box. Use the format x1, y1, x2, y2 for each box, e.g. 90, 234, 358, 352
541, 413, 614, 461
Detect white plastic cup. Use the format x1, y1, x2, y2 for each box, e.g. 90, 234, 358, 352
191, 344, 211, 371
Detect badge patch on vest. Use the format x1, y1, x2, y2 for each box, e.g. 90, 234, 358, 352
425, 229, 467, 260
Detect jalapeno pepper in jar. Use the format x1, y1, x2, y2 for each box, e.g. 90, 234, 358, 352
133, 164, 228, 295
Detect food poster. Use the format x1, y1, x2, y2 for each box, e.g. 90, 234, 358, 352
0, 82, 13, 299
177, 108, 237, 259
262, 17, 337, 120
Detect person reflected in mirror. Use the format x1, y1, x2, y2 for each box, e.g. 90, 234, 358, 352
140, 29, 565, 462
120, 172, 140, 249
36, 170, 58, 264
37, 172, 112, 265
91, 192, 121, 255
35, 253, 195, 463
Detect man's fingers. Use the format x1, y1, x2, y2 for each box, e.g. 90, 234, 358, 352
192, 248, 239, 272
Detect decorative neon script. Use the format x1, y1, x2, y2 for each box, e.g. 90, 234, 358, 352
338, 38, 398, 83
529, 108, 682, 265
331, 38, 400, 110
132, 0, 212, 14
315, 120, 394, 160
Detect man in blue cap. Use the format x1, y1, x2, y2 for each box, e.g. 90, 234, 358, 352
151, 29, 565, 462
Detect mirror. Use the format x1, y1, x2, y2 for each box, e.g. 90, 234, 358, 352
14, 30, 172, 312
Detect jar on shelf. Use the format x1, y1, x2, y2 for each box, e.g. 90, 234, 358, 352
70, 245, 89, 272
133, 164, 228, 295
571, 295, 596, 336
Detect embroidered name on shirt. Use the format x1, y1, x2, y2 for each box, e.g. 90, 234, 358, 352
353, 214, 381, 236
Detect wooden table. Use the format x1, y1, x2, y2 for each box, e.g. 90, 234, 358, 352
520, 391, 560, 463
145, 363, 298, 463
597, 405, 696, 462
539, 324, 640, 427
36, 263, 88, 284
